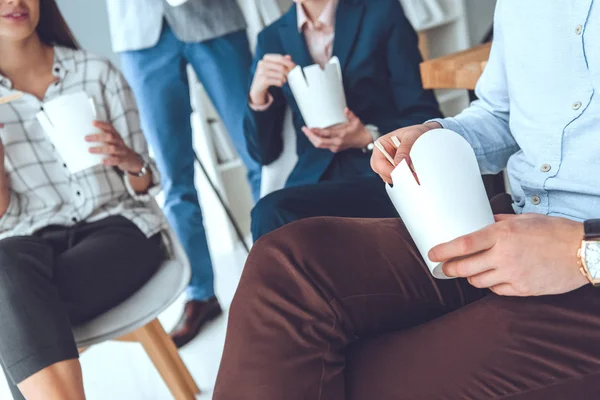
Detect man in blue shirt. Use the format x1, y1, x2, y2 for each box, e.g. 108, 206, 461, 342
214, 1, 600, 398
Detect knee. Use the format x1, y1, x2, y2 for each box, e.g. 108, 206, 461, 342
246, 217, 331, 283
251, 189, 297, 240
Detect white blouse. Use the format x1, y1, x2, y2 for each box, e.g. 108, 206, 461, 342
0, 46, 166, 239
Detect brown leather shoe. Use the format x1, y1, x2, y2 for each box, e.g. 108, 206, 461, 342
170, 297, 222, 348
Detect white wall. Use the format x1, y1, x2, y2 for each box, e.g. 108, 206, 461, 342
55, 0, 119, 66
465, 0, 496, 44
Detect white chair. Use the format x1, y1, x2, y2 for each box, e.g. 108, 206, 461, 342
73, 202, 199, 400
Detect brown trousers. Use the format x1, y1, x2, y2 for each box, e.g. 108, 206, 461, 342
214, 196, 600, 399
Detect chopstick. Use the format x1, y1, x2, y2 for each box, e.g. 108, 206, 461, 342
374, 140, 395, 166
374, 136, 402, 167
0, 92, 24, 105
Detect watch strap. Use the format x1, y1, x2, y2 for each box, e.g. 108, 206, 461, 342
584, 219, 600, 240
127, 156, 149, 178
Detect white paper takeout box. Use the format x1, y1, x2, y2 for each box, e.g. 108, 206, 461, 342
166, 0, 189, 6
37, 91, 104, 174
287, 56, 348, 129
386, 129, 495, 279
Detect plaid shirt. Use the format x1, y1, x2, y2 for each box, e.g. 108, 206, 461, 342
0, 46, 167, 239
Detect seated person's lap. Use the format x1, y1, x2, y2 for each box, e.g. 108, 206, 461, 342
217, 195, 600, 398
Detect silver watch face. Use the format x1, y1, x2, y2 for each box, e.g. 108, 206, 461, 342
583, 241, 600, 280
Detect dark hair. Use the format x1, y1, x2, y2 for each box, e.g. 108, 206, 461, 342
36, 0, 80, 49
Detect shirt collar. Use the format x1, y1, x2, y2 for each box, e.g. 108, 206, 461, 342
0, 45, 75, 90
297, 0, 338, 33
51, 46, 76, 80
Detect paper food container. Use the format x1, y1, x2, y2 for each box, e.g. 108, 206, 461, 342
386, 129, 495, 279
166, 0, 189, 6
37, 91, 104, 174
287, 56, 348, 129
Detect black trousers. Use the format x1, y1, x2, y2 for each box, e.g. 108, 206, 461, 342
251, 175, 399, 241
0, 216, 165, 400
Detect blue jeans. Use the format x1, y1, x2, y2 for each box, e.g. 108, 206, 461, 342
120, 26, 260, 301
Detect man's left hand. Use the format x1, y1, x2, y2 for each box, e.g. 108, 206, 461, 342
302, 108, 372, 153
429, 213, 588, 297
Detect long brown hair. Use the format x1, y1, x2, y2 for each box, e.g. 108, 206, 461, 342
36, 0, 80, 49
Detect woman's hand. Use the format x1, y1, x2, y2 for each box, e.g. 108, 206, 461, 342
301, 108, 372, 153
86, 121, 143, 174
249, 54, 296, 107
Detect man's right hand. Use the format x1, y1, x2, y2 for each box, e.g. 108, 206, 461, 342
370, 122, 442, 184
249, 54, 296, 107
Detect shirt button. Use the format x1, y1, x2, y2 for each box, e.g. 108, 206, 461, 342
576, 25, 583, 35
72, 217, 78, 223
63, 163, 67, 168
573, 101, 582, 110
76, 191, 81, 196
531, 195, 541, 205
540, 164, 552, 173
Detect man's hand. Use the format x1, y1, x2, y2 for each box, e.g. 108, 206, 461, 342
301, 108, 372, 153
370, 122, 441, 184
429, 214, 588, 297
249, 54, 296, 107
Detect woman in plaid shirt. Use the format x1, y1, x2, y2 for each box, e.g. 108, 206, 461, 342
0, 1, 169, 398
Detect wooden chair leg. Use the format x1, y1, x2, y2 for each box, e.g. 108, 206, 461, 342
134, 319, 199, 399
166, 341, 200, 395
158, 325, 200, 395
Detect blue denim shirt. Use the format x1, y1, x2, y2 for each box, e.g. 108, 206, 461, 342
436, 0, 600, 222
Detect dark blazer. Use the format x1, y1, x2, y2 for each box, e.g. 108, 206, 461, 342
244, 0, 442, 188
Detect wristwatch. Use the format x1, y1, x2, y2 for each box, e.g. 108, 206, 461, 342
361, 124, 379, 153
577, 219, 600, 287
127, 156, 149, 178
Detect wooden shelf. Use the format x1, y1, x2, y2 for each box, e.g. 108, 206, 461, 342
420, 42, 492, 90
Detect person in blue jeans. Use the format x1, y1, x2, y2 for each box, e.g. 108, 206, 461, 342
106, 0, 260, 348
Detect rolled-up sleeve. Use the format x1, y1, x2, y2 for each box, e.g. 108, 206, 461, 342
104, 64, 161, 201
